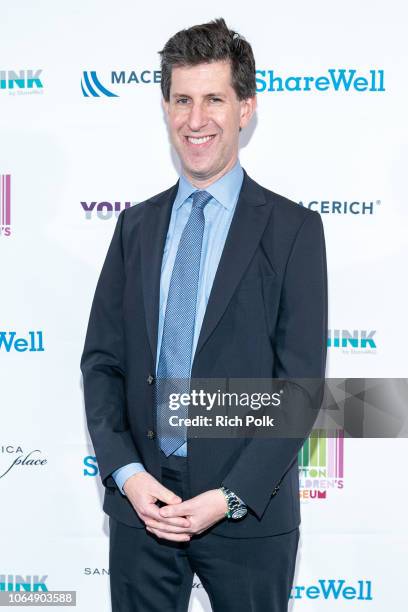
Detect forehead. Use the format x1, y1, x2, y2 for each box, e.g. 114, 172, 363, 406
170, 60, 234, 96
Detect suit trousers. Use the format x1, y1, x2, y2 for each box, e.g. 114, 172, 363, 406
109, 451, 299, 612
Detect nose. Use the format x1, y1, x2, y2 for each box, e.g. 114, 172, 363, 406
187, 102, 209, 132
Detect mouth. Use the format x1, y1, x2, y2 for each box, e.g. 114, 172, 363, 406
184, 134, 217, 149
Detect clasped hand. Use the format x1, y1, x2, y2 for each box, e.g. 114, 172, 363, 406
123, 471, 228, 542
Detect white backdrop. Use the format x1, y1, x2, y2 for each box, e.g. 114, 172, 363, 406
1, 0, 407, 609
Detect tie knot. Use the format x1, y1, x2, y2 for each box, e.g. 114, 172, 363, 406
192, 190, 212, 210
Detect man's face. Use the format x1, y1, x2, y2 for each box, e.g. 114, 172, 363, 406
163, 60, 256, 186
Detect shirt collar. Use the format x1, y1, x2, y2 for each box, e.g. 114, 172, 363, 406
173, 159, 244, 211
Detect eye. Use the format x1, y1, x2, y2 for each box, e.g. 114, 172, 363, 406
210, 97, 222, 102
176, 98, 189, 104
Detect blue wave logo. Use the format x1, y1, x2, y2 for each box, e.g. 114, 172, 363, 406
81, 71, 118, 97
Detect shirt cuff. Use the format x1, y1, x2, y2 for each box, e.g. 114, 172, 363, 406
112, 462, 146, 495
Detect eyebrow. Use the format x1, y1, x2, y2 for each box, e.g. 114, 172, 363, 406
171, 92, 226, 98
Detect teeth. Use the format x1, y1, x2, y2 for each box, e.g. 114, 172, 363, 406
187, 135, 214, 144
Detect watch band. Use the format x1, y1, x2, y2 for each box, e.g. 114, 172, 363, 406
220, 486, 248, 520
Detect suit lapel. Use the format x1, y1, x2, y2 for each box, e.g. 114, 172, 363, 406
193, 170, 271, 362
140, 169, 272, 370
140, 181, 179, 366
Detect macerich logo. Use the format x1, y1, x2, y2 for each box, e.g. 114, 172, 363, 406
299, 199, 381, 215
0, 575, 48, 592
81, 69, 161, 97
81, 200, 136, 220
0, 174, 11, 237
0, 70, 43, 94
290, 579, 373, 600
328, 329, 377, 353
81, 71, 118, 97
299, 429, 344, 500
256, 68, 385, 93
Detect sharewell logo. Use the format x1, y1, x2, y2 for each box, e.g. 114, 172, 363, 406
83, 455, 98, 477
290, 579, 373, 601
256, 68, 385, 93
299, 430, 344, 500
0, 174, 11, 237
0, 331, 44, 352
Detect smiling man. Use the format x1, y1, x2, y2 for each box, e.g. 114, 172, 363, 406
165, 59, 253, 185
80, 17, 328, 612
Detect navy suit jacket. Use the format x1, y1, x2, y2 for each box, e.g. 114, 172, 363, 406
80, 169, 328, 538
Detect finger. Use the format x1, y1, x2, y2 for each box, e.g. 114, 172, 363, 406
144, 518, 192, 534
143, 503, 191, 527
153, 483, 182, 505
159, 501, 192, 518
146, 526, 191, 542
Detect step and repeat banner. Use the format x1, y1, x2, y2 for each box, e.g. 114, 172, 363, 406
1, 1, 407, 610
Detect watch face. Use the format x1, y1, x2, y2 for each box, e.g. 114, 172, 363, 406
232, 507, 247, 519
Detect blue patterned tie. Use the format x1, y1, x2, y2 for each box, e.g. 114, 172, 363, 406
156, 190, 212, 456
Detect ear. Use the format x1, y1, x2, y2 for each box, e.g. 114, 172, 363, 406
239, 95, 257, 130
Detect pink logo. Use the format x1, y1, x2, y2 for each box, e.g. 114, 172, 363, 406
299, 430, 344, 500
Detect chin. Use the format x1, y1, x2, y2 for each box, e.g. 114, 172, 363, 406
185, 161, 214, 177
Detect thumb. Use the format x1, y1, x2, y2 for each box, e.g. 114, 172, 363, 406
155, 483, 182, 505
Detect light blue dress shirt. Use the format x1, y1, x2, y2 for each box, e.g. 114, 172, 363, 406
112, 159, 244, 494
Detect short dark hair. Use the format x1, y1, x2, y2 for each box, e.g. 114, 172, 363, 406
158, 17, 256, 102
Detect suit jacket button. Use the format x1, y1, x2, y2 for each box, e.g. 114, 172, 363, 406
147, 374, 155, 385
147, 429, 155, 439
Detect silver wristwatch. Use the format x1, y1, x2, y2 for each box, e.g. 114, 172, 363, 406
220, 486, 248, 519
